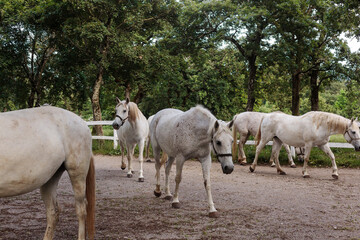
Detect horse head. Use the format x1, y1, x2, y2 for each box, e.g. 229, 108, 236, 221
344, 117, 360, 151
112, 97, 130, 130
211, 120, 234, 174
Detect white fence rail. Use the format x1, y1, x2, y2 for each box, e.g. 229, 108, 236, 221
86, 121, 356, 150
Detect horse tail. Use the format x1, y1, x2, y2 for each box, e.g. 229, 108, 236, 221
232, 115, 238, 161
86, 155, 95, 240
255, 117, 264, 146
160, 152, 168, 167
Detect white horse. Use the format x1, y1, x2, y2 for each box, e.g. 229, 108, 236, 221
112, 98, 149, 182
145, 115, 154, 162
250, 111, 360, 178
0, 106, 95, 240
232, 111, 296, 167
150, 106, 234, 218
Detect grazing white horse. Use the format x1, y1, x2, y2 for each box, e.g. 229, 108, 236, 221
250, 111, 360, 178
232, 111, 296, 167
145, 115, 154, 161
150, 106, 234, 218
112, 98, 149, 182
0, 106, 95, 240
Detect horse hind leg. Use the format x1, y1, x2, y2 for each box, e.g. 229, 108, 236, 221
40, 165, 65, 240
172, 156, 185, 209
249, 140, 268, 172
272, 138, 286, 175
164, 156, 176, 200
238, 133, 248, 165
153, 145, 162, 197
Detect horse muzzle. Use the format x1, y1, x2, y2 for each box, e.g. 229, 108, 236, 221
222, 165, 234, 174
112, 122, 120, 130
355, 145, 360, 152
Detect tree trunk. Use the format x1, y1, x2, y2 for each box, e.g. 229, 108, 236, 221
246, 55, 257, 111
125, 83, 131, 100
291, 71, 301, 116
91, 66, 104, 137
310, 70, 319, 111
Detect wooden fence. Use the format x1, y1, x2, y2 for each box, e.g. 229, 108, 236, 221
87, 121, 356, 150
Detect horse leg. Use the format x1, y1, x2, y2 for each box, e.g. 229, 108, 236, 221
318, 144, 338, 179
302, 146, 312, 178
238, 133, 248, 165
172, 157, 185, 209
272, 138, 286, 175
145, 136, 151, 162
284, 143, 296, 168
199, 156, 218, 218
120, 141, 126, 170
126, 144, 136, 178
153, 146, 162, 197
41, 166, 65, 240
164, 156, 175, 200
137, 139, 145, 182
67, 167, 88, 240
249, 140, 267, 172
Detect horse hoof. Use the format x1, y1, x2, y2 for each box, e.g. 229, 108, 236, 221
249, 166, 255, 172
332, 174, 339, 180
146, 159, 152, 162
239, 160, 247, 165
172, 202, 181, 209
138, 177, 144, 182
131, 170, 135, 174
290, 164, 297, 168
279, 171, 286, 175
303, 174, 310, 178
209, 211, 219, 218
271, 164, 275, 168
121, 167, 126, 170
154, 191, 161, 197
164, 195, 173, 201
127, 173, 133, 178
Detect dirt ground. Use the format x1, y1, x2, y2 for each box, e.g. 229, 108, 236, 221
1, 155, 360, 240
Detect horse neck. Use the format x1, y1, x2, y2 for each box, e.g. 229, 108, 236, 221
313, 112, 348, 135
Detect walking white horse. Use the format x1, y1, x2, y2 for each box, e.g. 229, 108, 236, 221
112, 98, 149, 182
0, 106, 95, 240
250, 111, 360, 178
145, 115, 154, 162
150, 106, 234, 218
232, 111, 296, 167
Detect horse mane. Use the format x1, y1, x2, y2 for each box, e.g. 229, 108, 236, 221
128, 102, 141, 122
307, 111, 348, 133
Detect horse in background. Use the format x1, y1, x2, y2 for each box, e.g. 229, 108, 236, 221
150, 106, 234, 218
232, 112, 297, 167
250, 111, 360, 178
0, 106, 95, 240
112, 98, 149, 182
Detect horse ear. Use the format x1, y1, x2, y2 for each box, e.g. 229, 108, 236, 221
214, 121, 219, 132
126, 97, 130, 104
227, 120, 234, 129
349, 117, 355, 127
116, 97, 121, 104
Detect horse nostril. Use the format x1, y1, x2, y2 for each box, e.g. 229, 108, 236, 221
223, 165, 234, 174
112, 123, 119, 130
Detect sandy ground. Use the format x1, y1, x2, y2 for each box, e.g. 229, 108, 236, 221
1, 155, 360, 240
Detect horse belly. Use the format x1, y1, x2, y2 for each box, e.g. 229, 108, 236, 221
0, 135, 65, 197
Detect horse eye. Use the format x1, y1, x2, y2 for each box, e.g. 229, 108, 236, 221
123, 110, 127, 113
216, 140, 221, 146
352, 131, 356, 135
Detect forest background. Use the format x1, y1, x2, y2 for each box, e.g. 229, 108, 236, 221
1, 0, 360, 139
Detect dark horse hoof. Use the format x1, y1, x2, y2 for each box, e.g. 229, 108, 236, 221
164, 195, 173, 201
121, 167, 126, 170
279, 171, 287, 175
127, 173, 133, 178
154, 191, 161, 197
249, 166, 255, 172
172, 202, 181, 209
146, 159, 152, 162
138, 177, 144, 182
209, 211, 219, 218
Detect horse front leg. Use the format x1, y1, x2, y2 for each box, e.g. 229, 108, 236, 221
302, 145, 312, 178
283, 143, 296, 168
200, 156, 218, 218
318, 144, 338, 179
119, 141, 126, 170
41, 168, 64, 240
137, 139, 145, 182
126, 145, 135, 178
164, 156, 175, 200
171, 157, 185, 209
